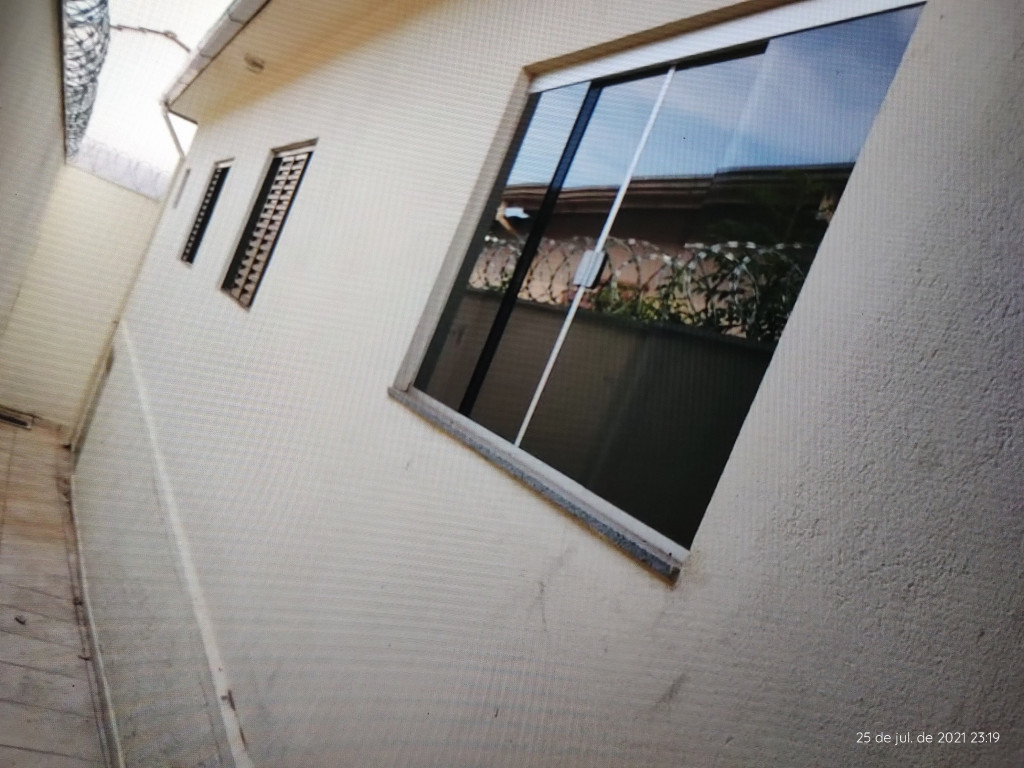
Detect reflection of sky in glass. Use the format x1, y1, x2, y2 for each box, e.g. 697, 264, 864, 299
506, 6, 921, 188
633, 54, 761, 179
721, 5, 921, 169
507, 84, 587, 185
562, 76, 661, 189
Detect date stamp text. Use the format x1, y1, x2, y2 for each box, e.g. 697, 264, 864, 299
856, 731, 1000, 746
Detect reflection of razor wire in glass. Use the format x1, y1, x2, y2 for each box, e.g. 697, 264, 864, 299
63, 0, 110, 157
470, 235, 809, 342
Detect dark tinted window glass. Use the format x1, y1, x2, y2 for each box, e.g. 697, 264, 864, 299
417, 6, 921, 547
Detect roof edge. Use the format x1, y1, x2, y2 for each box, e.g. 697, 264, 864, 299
162, 0, 269, 113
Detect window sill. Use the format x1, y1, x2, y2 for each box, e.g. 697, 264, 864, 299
388, 385, 685, 582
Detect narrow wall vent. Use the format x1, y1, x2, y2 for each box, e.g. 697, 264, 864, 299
182, 162, 231, 263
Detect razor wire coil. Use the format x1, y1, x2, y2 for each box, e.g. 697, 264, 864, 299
63, 0, 110, 156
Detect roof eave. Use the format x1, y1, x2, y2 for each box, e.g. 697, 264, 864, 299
162, 0, 269, 115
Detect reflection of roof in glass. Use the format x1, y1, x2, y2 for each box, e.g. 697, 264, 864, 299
502, 164, 854, 215
508, 6, 921, 188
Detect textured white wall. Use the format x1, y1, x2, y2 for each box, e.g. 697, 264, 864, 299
73, 330, 234, 767
0, 0, 65, 334
75, 0, 1024, 765
0, 165, 160, 429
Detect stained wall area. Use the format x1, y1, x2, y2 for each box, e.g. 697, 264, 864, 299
73, 1, 1023, 766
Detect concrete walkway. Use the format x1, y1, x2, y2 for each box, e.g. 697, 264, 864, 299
0, 420, 111, 767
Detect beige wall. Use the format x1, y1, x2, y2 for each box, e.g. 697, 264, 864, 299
72, 335, 234, 767
74, 1, 1024, 765
0, 165, 161, 429
0, 0, 65, 333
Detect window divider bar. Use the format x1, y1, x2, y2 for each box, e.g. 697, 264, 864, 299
513, 65, 677, 447
458, 83, 604, 417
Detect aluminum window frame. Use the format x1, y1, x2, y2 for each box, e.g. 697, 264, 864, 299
392, 0, 922, 580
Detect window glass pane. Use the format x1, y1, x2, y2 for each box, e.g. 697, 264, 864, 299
723, 6, 922, 169
515, 7, 920, 546
470, 72, 669, 442
511, 55, 766, 543
416, 82, 588, 409
506, 85, 591, 186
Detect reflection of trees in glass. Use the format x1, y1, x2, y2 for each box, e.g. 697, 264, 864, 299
704, 169, 837, 247
586, 239, 808, 342
662, 169, 843, 341
632, 240, 809, 342
471, 169, 847, 342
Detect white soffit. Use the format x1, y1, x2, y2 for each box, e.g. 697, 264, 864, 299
530, 0, 921, 92
163, 0, 270, 108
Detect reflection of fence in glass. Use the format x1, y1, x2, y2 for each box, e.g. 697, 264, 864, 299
430, 288, 774, 548
469, 235, 811, 342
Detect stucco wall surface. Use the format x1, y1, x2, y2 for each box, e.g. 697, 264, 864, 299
73, 328, 233, 767
75, 0, 1023, 765
0, 0, 65, 334
0, 165, 160, 429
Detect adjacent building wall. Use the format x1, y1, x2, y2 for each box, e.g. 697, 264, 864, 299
74, 1, 1024, 765
0, 0, 65, 334
0, 165, 161, 430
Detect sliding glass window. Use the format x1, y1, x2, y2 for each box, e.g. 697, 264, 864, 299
415, 6, 921, 549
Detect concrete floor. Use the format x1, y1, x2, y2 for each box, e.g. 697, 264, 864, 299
0, 420, 111, 767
